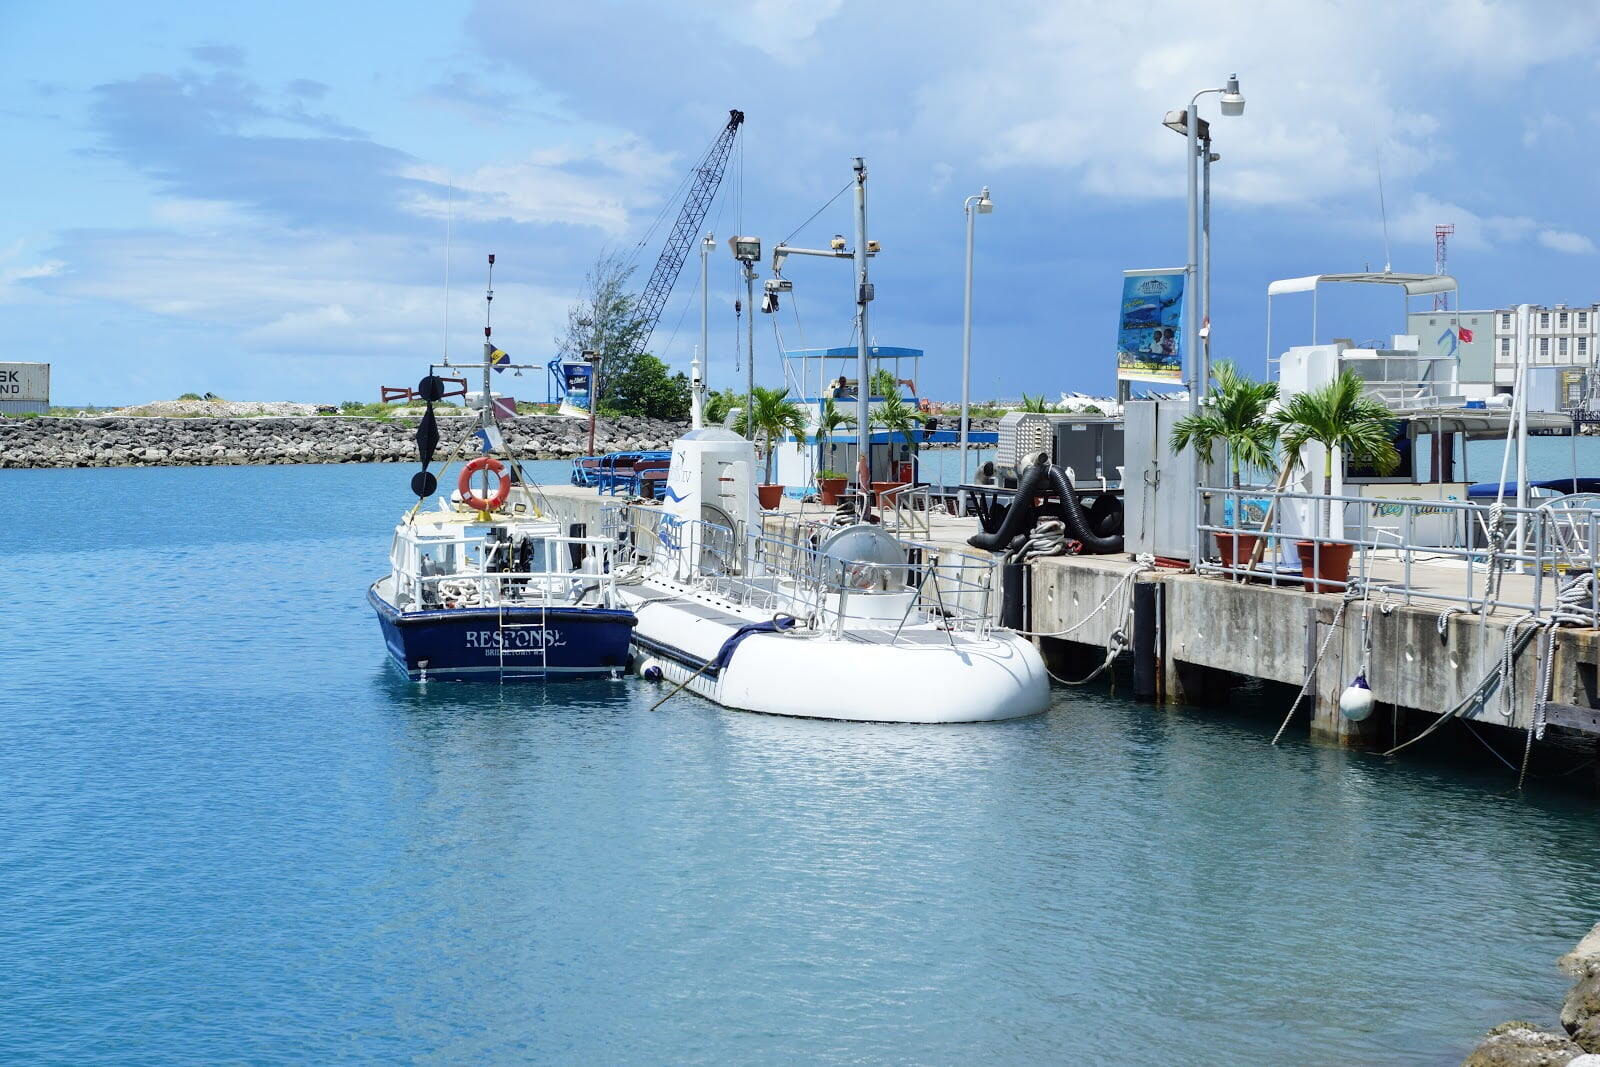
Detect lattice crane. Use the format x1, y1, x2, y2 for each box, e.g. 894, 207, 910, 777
632, 109, 744, 353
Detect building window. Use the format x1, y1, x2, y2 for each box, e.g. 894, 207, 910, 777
1560, 338, 1569, 357
1560, 312, 1570, 328
1580, 312, 1590, 330
1541, 312, 1551, 328
1540, 338, 1551, 358
1501, 313, 1513, 330
1501, 338, 1512, 356
1581, 337, 1590, 357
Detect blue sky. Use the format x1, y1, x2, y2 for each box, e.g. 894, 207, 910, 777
3, 0, 1598, 405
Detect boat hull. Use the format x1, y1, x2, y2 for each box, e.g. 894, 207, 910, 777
623, 585, 1049, 723
368, 584, 636, 682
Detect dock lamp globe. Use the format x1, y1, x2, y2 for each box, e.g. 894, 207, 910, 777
729, 236, 761, 439
959, 185, 994, 490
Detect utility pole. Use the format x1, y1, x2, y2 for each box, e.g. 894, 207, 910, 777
694, 232, 713, 429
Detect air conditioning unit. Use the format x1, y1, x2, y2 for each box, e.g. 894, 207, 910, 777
996, 411, 1124, 487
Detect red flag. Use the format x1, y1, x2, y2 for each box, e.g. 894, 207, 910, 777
1458, 326, 1474, 343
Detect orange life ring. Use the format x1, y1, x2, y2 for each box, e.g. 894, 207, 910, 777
458, 456, 511, 512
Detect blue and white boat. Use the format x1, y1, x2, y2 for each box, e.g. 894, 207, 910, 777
368, 499, 636, 682
368, 253, 635, 682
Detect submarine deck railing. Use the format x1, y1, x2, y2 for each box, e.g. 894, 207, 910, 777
616, 505, 998, 636
1197, 485, 1600, 620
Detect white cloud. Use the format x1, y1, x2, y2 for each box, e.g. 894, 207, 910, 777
910, 0, 1600, 207
1538, 229, 1597, 255
0, 239, 64, 303
403, 138, 674, 236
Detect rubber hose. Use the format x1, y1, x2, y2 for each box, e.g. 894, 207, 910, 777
968, 454, 1049, 551
1048, 465, 1125, 554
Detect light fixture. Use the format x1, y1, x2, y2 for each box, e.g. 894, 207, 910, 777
975, 186, 993, 214
729, 236, 761, 262
1162, 110, 1211, 140
830, 234, 846, 251
1219, 73, 1245, 116
865, 239, 881, 253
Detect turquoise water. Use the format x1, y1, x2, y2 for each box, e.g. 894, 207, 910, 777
3, 460, 1598, 1064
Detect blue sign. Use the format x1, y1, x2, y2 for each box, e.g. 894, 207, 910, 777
1117, 269, 1185, 384
562, 362, 593, 411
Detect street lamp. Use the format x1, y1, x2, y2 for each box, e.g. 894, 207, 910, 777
730, 235, 761, 439
1165, 72, 1244, 567
582, 349, 603, 456
959, 186, 993, 493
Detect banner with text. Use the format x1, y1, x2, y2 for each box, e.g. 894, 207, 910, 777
1116, 268, 1186, 385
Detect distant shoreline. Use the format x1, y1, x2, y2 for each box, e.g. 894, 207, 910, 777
0, 413, 999, 469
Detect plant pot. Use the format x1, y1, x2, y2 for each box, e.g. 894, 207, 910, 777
817, 477, 848, 506
870, 479, 909, 506
1295, 540, 1354, 593
757, 483, 785, 510
1214, 531, 1261, 570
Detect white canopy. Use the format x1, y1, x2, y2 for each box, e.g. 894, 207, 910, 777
1267, 272, 1458, 297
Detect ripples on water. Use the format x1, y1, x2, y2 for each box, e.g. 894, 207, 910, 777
2, 462, 1597, 1064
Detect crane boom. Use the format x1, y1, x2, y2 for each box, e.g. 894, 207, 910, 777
633, 109, 744, 354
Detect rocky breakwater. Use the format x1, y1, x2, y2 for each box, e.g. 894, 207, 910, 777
1463, 922, 1600, 1066
0, 415, 690, 469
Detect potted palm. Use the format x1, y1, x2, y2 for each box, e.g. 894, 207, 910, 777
745, 385, 807, 510
870, 393, 920, 503
1274, 369, 1398, 590
1168, 361, 1279, 568
815, 397, 854, 502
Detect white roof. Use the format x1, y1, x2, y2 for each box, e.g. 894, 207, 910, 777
1267, 272, 1458, 297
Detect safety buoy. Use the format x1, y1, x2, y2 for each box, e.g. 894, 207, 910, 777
459, 456, 511, 512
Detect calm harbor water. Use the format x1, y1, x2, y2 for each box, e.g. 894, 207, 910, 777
3, 459, 1599, 1064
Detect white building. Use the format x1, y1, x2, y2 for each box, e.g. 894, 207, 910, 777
1408, 303, 1599, 403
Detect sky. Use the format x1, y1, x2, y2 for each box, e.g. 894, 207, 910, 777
3, 0, 1599, 406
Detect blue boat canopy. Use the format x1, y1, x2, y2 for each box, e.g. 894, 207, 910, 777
1466, 478, 1600, 498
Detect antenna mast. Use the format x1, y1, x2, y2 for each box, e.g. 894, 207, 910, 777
1434, 224, 1454, 310
1376, 152, 1392, 273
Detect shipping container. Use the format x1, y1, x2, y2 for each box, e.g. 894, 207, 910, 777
0, 362, 49, 413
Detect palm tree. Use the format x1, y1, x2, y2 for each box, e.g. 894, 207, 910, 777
816, 396, 855, 474
872, 393, 920, 449
1168, 361, 1280, 490
743, 385, 807, 484
1020, 392, 1052, 413
1275, 369, 1399, 538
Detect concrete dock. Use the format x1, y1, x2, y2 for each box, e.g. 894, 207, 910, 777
534, 481, 1600, 757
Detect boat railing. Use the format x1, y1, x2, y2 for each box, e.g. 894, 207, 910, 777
1198, 484, 1600, 620
396, 531, 623, 611
617, 505, 997, 635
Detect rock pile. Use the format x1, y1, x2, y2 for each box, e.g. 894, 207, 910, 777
0, 415, 688, 469
1464, 923, 1600, 1066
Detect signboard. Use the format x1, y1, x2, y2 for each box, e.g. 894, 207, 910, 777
1407, 311, 1492, 387
1116, 270, 1185, 384
0, 362, 49, 414
562, 363, 593, 411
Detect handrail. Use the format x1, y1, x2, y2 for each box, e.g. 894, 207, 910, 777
1198, 484, 1600, 620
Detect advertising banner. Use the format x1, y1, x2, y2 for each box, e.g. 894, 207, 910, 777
562, 362, 593, 411
1116, 269, 1185, 384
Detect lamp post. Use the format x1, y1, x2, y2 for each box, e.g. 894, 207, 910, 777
1164, 72, 1244, 566
583, 349, 603, 456
960, 186, 993, 490
729, 236, 761, 439
694, 231, 714, 429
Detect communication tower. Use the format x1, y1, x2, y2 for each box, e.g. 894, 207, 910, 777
1433, 224, 1454, 310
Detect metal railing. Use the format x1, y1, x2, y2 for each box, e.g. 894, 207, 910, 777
1197, 485, 1600, 620
395, 531, 623, 612
616, 504, 998, 636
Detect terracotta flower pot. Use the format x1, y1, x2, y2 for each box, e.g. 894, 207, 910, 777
870, 479, 909, 506
817, 477, 848, 506
1295, 540, 1354, 593
757, 483, 785, 510
1214, 531, 1261, 570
